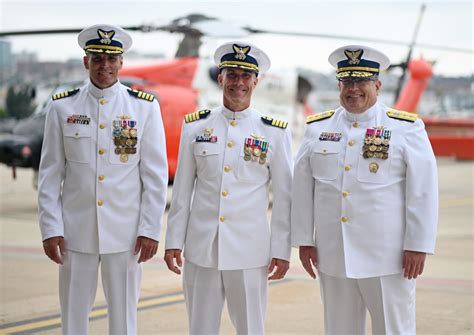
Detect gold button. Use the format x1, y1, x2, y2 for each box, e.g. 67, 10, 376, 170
219, 216, 225, 222
98, 149, 105, 155
98, 175, 105, 181
353, 122, 359, 128
230, 120, 237, 126
224, 165, 231, 172
348, 140, 355, 146
227, 141, 234, 148
341, 216, 348, 223
99, 99, 107, 105
342, 191, 349, 197
120, 154, 128, 163
99, 123, 105, 129
98, 200, 104, 206
344, 165, 351, 171
222, 191, 228, 197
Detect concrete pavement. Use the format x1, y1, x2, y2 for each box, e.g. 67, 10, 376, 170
0, 159, 472, 334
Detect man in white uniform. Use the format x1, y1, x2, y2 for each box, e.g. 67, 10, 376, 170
38, 24, 168, 335
291, 45, 438, 334
164, 41, 292, 334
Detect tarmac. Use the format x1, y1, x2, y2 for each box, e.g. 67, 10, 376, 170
0, 158, 472, 335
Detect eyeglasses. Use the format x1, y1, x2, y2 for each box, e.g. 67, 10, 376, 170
338, 78, 376, 86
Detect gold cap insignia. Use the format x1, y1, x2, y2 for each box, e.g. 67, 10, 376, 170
233, 44, 251, 61
98, 29, 115, 45
344, 49, 363, 65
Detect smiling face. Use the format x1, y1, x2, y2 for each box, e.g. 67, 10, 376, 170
83, 53, 123, 89
218, 68, 258, 112
338, 78, 381, 114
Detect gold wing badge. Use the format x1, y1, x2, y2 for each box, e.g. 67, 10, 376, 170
98, 29, 115, 45
344, 49, 363, 65
233, 44, 250, 60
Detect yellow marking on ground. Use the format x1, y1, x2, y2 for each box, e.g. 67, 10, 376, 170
0, 294, 184, 334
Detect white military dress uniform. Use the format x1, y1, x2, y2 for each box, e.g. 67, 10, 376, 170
166, 106, 292, 333
291, 45, 438, 335
166, 40, 292, 335
38, 24, 168, 335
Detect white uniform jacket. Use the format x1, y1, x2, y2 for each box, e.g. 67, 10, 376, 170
165, 106, 292, 270
38, 80, 168, 254
291, 102, 438, 278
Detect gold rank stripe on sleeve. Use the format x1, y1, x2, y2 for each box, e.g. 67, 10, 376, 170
260, 116, 288, 129
127, 89, 155, 102
184, 109, 211, 123
51, 88, 80, 101
386, 109, 418, 123
306, 110, 335, 124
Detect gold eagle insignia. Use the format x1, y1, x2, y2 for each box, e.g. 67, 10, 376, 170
344, 49, 363, 65
233, 44, 251, 61
98, 29, 115, 45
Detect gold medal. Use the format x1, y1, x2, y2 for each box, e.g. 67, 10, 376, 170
121, 129, 129, 138
244, 154, 251, 161
130, 129, 137, 138
114, 147, 121, 154
375, 152, 383, 159
369, 145, 377, 152
259, 157, 266, 165
126, 139, 133, 146
120, 154, 129, 163
367, 151, 374, 158
374, 138, 382, 145
383, 139, 390, 146
363, 151, 370, 159
253, 147, 261, 157
369, 162, 379, 173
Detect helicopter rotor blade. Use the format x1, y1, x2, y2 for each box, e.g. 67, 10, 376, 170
243, 26, 472, 54
393, 3, 426, 104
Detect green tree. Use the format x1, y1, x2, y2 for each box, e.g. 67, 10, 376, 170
5, 85, 36, 119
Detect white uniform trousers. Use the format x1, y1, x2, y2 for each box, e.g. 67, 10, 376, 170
59, 250, 142, 335
319, 272, 416, 335
183, 260, 268, 335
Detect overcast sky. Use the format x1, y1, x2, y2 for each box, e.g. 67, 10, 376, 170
0, 0, 472, 76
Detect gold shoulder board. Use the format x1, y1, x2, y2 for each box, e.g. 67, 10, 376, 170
386, 109, 418, 123
52, 88, 80, 101
306, 110, 335, 124
184, 109, 211, 123
127, 89, 155, 102
261, 116, 288, 129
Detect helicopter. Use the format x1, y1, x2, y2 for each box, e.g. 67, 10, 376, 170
0, 9, 472, 187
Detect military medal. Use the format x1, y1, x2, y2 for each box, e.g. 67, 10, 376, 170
244, 134, 269, 165
67, 114, 91, 125
369, 162, 379, 173
363, 127, 391, 160
112, 115, 138, 162
195, 128, 218, 143
319, 132, 342, 142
